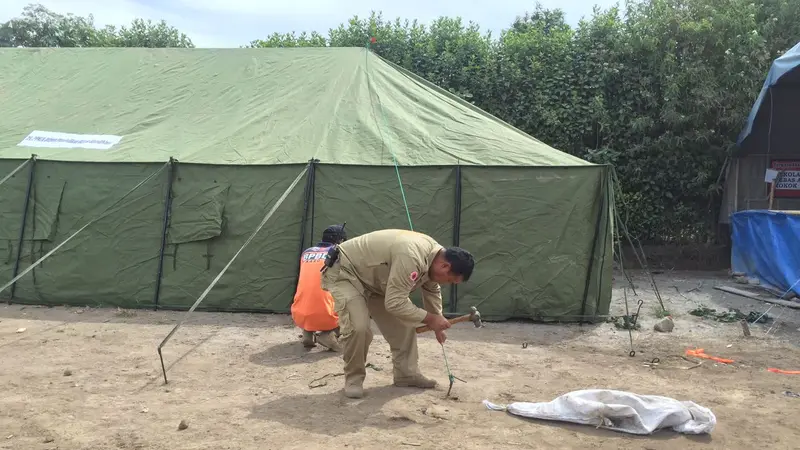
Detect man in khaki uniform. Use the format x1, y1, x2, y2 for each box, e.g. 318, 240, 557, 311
321, 229, 475, 398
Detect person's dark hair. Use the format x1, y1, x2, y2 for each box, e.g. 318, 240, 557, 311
443, 247, 474, 281
321, 224, 347, 244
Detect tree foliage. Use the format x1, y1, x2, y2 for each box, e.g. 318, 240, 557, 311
0, 4, 193, 48
3, 1, 800, 244
250, 1, 799, 244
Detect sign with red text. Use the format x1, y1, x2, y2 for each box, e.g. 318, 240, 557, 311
770, 160, 800, 198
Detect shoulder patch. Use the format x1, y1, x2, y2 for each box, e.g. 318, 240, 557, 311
409, 271, 419, 283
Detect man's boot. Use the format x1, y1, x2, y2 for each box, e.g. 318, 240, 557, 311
393, 373, 438, 389
344, 379, 364, 399
316, 331, 342, 352
301, 330, 316, 348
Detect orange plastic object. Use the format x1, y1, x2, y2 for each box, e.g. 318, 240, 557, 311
685, 348, 734, 364
767, 368, 800, 375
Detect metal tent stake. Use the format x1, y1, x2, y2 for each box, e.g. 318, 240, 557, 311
441, 343, 465, 397
158, 347, 168, 384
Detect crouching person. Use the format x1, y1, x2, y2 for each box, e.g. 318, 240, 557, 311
290, 224, 348, 351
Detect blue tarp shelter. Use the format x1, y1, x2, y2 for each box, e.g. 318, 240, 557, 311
720, 42, 800, 223
736, 41, 800, 155
731, 210, 800, 297
728, 45, 800, 296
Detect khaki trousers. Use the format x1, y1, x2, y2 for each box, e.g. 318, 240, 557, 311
322, 264, 419, 388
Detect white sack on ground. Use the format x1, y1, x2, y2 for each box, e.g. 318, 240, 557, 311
483, 389, 715, 435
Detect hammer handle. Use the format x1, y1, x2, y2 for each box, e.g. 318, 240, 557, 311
415, 314, 473, 334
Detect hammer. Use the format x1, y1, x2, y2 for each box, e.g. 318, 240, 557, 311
415, 306, 482, 333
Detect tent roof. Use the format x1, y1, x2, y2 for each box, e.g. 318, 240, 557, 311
736, 41, 800, 153
0, 47, 590, 167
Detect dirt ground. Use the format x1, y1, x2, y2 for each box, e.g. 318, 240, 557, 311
2, 270, 800, 450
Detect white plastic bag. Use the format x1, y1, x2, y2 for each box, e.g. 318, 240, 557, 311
484, 389, 715, 435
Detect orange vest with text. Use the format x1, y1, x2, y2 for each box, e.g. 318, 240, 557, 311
291, 244, 339, 332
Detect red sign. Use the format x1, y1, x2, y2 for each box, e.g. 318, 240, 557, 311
770, 160, 800, 198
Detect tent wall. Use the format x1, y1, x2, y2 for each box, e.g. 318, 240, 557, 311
0, 158, 35, 298
456, 166, 613, 321
0, 159, 612, 322
310, 165, 457, 312
0, 160, 166, 306
0, 160, 308, 311
309, 164, 613, 321
156, 164, 307, 311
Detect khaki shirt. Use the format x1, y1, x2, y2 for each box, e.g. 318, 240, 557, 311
337, 229, 444, 324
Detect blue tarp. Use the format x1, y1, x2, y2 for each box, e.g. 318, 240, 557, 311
737, 41, 800, 147
731, 210, 800, 297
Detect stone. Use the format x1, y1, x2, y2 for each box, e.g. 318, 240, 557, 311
654, 316, 674, 332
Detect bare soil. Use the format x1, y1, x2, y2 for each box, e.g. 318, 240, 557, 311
2, 270, 800, 449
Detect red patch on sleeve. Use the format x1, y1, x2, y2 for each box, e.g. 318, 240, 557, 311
409, 271, 419, 282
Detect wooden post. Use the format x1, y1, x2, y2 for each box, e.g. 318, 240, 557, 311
741, 319, 751, 337
768, 179, 776, 210
768, 170, 783, 210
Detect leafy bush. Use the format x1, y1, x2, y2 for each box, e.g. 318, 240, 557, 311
248, 1, 799, 244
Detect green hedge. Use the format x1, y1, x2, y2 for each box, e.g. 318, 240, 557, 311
250, 0, 800, 244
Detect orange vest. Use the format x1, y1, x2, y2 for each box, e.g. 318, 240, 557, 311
291, 245, 339, 332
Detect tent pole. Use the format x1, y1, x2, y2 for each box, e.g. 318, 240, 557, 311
449, 164, 462, 314
290, 160, 316, 306
309, 160, 317, 243
153, 157, 177, 311
579, 168, 606, 324
9, 154, 37, 302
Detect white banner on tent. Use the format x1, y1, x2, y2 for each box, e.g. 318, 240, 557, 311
17, 130, 123, 150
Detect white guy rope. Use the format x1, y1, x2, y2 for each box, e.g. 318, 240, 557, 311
750, 304, 775, 325
0, 157, 32, 189
752, 276, 800, 329
157, 163, 310, 383
765, 305, 788, 336
0, 162, 169, 295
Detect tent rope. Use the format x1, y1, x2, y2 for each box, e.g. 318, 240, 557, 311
0, 161, 169, 296
0, 157, 32, 189
364, 43, 414, 231
610, 167, 665, 311
364, 42, 461, 394
157, 163, 310, 384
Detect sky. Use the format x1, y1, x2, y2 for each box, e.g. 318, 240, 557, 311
1, 0, 620, 48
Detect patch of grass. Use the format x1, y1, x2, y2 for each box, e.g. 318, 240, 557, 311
613, 315, 641, 330
689, 305, 772, 324
653, 306, 671, 318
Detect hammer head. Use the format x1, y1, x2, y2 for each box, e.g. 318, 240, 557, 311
469, 306, 483, 328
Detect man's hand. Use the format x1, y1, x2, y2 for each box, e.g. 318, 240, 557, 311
435, 329, 447, 344
423, 313, 451, 333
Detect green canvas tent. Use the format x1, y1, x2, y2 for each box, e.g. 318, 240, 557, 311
0, 47, 613, 322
